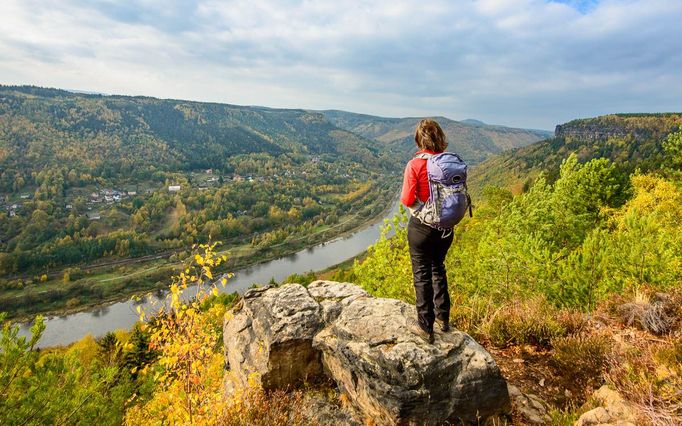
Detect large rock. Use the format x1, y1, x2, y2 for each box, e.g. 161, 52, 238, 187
223, 281, 368, 390
313, 296, 510, 425
223, 284, 324, 390
223, 281, 510, 424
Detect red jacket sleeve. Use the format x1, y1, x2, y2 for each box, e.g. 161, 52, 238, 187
401, 160, 417, 207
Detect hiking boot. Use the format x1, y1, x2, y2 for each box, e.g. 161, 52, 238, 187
436, 318, 450, 332
410, 321, 435, 344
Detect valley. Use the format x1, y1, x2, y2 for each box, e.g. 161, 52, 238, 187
2, 89, 680, 424
2, 2, 679, 424
0, 85, 549, 319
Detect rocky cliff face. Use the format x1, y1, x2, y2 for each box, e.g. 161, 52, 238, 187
554, 122, 652, 141
554, 113, 682, 142
223, 281, 511, 425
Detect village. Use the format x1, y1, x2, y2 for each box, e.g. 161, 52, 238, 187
0, 153, 364, 226
78, 170, 265, 221
0, 166, 328, 221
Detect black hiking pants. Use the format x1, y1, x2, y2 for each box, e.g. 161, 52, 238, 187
407, 216, 454, 333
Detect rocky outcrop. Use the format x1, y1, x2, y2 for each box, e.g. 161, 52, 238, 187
222, 284, 326, 391
554, 122, 649, 142
307, 279, 369, 324
313, 296, 510, 425
576, 385, 639, 426
223, 280, 510, 425
507, 385, 551, 425
553, 114, 682, 142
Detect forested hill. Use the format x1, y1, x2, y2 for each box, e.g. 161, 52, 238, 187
469, 113, 682, 194
319, 109, 553, 164
0, 85, 390, 188
0, 85, 403, 295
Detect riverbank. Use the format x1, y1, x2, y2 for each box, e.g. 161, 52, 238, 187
7, 192, 400, 323
20, 195, 401, 348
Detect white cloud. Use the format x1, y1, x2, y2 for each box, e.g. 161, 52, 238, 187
0, 0, 680, 129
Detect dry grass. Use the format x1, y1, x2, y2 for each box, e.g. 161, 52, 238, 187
449, 293, 498, 336
604, 338, 682, 425
617, 291, 679, 335
482, 288, 682, 425
220, 388, 307, 426
481, 296, 586, 348
597, 288, 682, 423
550, 333, 612, 391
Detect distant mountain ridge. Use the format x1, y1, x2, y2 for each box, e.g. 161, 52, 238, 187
460, 119, 487, 127
0, 84, 554, 193
469, 113, 682, 194
319, 110, 553, 165
0, 85, 392, 186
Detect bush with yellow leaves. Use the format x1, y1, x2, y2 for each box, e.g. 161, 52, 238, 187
125, 242, 231, 425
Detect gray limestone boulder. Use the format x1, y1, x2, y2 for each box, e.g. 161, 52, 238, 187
223, 281, 368, 391
312, 296, 510, 425
223, 281, 510, 425
223, 283, 324, 390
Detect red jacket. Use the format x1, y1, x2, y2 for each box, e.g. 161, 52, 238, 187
401, 149, 439, 207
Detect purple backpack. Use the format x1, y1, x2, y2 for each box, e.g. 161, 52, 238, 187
413, 152, 472, 230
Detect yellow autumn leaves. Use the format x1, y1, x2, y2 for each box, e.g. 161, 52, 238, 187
126, 242, 232, 425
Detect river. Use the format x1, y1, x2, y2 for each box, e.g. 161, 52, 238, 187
19, 201, 402, 348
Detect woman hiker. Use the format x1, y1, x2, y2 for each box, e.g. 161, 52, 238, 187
401, 118, 454, 344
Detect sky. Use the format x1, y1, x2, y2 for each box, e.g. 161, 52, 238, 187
0, 0, 681, 130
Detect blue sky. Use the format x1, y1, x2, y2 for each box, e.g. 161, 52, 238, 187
1, 0, 680, 129
552, 0, 599, 13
